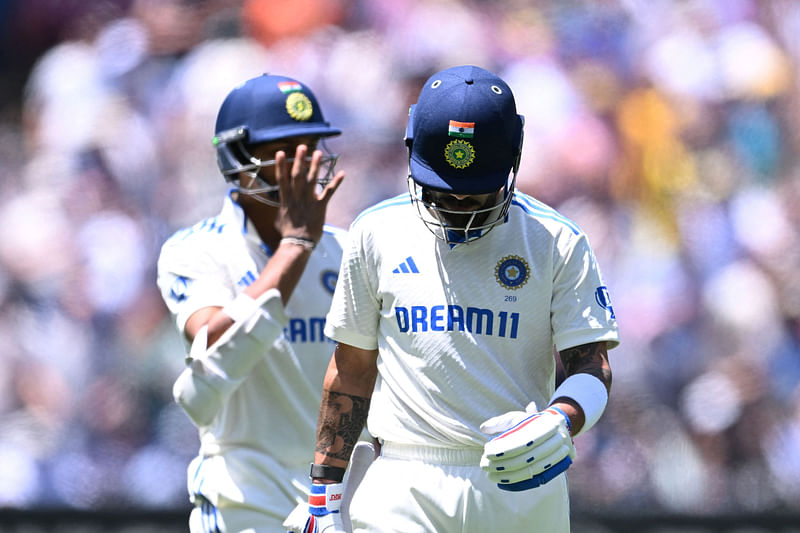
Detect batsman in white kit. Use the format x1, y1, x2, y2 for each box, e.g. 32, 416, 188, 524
156, 74, 348, 532
290, 65, 620, 533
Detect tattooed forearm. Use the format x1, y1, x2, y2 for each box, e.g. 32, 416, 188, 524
315, 389, 371, 462
558, 342, 612, 392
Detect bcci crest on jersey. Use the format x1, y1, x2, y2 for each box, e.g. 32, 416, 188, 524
495, 255, 530, 290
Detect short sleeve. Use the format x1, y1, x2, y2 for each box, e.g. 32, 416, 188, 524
550, 232, 619, 351
324, 223, 381, 350
156, 237, 235, 336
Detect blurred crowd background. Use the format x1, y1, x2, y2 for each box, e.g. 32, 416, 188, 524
1, 0, 799, 518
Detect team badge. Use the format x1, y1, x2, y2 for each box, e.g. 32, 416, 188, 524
321, 270, 338, 295
286, 92, 313, 121
444, 139, 475, 169
495, 255, 529, 290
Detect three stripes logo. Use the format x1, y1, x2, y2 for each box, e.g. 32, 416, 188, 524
393, 256, 419, 274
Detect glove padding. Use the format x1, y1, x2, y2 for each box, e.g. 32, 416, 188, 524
480, 402, 576, 491
284, 441, 376, 533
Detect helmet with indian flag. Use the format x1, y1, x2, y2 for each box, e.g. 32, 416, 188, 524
404, 65, 525, 243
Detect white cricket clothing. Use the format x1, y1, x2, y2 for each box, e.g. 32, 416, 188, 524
157, 191, 345, 529
351, 443, 570, 532
325, 190, 619, 530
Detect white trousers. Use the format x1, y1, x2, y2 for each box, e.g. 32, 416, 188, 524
186, 451, 307, 533
189, 495, 295, 533
350, 442, 570, 533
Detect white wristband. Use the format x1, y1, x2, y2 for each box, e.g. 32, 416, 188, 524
550, 373, 608, 437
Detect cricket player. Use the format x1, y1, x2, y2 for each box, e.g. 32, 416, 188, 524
156, 74, 346, 532
294, 65, 619, 532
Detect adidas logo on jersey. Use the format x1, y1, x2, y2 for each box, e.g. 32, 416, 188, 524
393, 256, 419, 274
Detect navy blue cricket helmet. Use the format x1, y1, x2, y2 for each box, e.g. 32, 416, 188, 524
405, 65, 525, 243
213, 74, 340, 204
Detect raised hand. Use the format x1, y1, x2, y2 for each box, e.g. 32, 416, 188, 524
274, 144, 345, 244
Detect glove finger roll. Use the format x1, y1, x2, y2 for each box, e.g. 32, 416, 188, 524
482, 415, 559, 460
487, 442, 573, 484
495, 456, 574, 492
481, 431, 565, 473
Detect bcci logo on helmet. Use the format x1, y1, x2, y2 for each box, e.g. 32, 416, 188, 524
286, 92, 313, 121
495, 255, 529, 290
444, 139, 475, 169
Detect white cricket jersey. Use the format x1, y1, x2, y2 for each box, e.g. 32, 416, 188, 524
157, 191, 345, 509
325, 190, 619, 449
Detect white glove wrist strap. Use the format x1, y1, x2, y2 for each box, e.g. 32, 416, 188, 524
551, 373, 608, 437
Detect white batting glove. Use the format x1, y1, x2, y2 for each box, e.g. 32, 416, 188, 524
480, 402, 576, 491
284, 442, 376, 533
303, 483, 347, 533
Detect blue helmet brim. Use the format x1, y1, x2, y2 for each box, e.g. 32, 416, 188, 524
248, 123, 341, 144
409, 153, 511, 195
